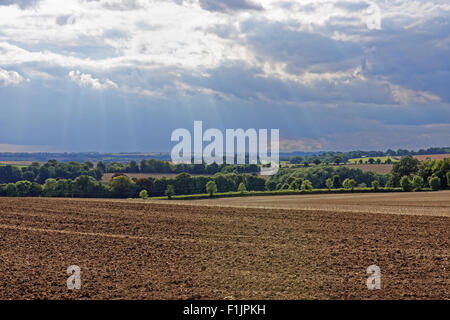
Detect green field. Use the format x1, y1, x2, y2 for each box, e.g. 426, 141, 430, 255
348, 156, 399, 164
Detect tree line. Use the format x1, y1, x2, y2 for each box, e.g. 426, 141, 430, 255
0, 159, 260, 185
286, 147, 450, 165
0, 172, 267, 198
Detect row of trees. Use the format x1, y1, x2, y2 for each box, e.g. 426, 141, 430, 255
0, 160, 261, 185
0, 161, 102, 184
267, 165, 389, 190
107, 160, 260, 175
0, 172, 268, 198
287, 148, 450, 164
0, 159, 261, 185
389, 156, 450, 190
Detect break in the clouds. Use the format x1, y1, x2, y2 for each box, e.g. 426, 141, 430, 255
0, 0, 449, 152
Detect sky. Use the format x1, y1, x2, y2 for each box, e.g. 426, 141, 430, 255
0, 0, 449, 153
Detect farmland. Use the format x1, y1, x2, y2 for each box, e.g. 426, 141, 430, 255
0, 193, 448, 299
413, 154, 450, 161
347, 156, 399, 164
342, 164, 393, 174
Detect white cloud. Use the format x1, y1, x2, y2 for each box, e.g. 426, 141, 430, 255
68, 70, 118, 89
0, 68, 24, 86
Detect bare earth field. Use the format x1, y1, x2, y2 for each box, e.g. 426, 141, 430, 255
413, 154, 450, 161
342, 164, 393, 174
179, 191, 450, 217
0, 194, 449, 300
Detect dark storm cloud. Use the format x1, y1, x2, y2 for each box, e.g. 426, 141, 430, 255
241, 19, 363, 72
199, 0, 263, 13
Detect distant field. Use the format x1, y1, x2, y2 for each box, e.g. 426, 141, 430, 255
348, 156, 399, 164
413, 154, 450, 161
102, 172, 213, 182
343, 163, 393, 174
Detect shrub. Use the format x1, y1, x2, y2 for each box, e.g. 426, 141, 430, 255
325, 178, 333, 190
400, 176, 412, 192
447, 171, 450, 188
371, 180, 380, 191
343, 178, 356, 190
301, 179, 313, 190
206, 181, 217, 197
238, 182, 247, 194
139, 189, 148, 200
165, 185, 175, 199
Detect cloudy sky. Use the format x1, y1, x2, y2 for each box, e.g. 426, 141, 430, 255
0, 0, 449, 152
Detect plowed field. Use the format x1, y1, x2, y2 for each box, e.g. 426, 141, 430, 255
0, 196, 448, 300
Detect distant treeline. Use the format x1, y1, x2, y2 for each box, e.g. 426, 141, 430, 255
0, 152, 170, 163
285, 147, 450, 164
268, 165, 389, 190
1, 147, 449, 165
0, 159, 260, 184
274, 156, 450, 191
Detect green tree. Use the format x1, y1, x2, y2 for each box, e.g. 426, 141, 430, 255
400, 176, 412, 192
301, 179, 313, 190
289, 178, 302, 190
30, 182, 43, 196
391, 156, 419, 186
343, 178, 356, 190
206, 181, 217, 197
429, 176, 441, 191
371, 180, 380, 191
368, 158, 375, 164
165, 185, 175, 199
96, 161, 106, 173
265, 180, 277, 191
446, 171, 450, 188
238, 182, 247, 194
43, 178, 58, 197
139, 189, 148, 200
5, 183, 17, 197
325, 178, 333, 190
173, 172, 193, 195
332, 175, 341, 188
412, 176, 424, 191
15, 180, 32, 197
109, 175, 137, 198
334, 156, 342, 165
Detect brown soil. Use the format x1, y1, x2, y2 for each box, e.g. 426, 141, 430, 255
179, 191, 450, 217
342, 164, 393, 174
0, 197, 448, 300
413, 154, 450, 161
